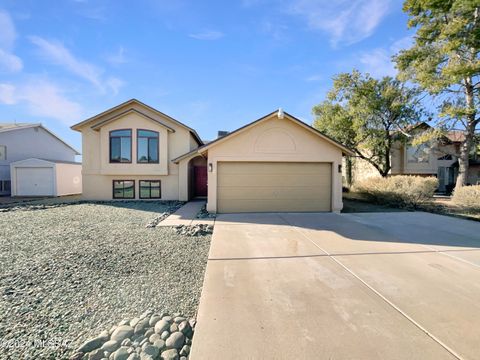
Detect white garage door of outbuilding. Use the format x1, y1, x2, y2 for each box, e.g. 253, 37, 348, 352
217, 162, 332, 213
15, 167, 55, 196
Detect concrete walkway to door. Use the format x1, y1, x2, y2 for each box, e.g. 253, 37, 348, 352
190, 212, 480, 360
157, 199, 210, 226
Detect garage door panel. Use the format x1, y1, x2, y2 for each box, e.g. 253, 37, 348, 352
218, 198, 331, 213
218, 174, 329, 187
16, 167, 54, 196
217, 162, 331, 213
218, 186, 329, 200
219, 162, 328, 175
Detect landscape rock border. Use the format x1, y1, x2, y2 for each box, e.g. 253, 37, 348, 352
71, 311, 195, 360
174, 224, 213, 237
195, 205, 216, 219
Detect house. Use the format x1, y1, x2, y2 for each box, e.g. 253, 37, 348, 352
348, 122, 480, 192
71, 99, 353, 213
0, 123, 82, 197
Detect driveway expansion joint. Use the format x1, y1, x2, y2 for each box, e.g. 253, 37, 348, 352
278, 214, 463, 360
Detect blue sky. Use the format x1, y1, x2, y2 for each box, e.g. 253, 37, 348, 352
0, 0, 412, 151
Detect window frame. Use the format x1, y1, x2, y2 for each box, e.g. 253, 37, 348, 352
109, 129, 132, 163
136, 129, 159, 164
139, 180, 162, 199
0, 145, 6, 161
406, 142, 430, 164
112, 180, 135, 199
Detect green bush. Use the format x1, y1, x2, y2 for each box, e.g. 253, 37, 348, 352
452, 185, 480, 211
353, 175, 438, 209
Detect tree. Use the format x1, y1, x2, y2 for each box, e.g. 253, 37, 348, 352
313, 70, 425, 178
395, 0, 480, 189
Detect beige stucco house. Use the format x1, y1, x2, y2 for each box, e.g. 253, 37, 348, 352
348, 122, 480, 192
72, 99, 353, 213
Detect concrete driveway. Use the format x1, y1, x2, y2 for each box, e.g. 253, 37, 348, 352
190, 212, 480, 360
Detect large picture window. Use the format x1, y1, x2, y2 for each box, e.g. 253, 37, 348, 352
139, 180, 161, 199
407, 143, 430, 163
110, 129, 132, 163
137, 130, 159, 163
113, 180, 135, 199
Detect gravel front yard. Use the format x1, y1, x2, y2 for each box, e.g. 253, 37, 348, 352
0, 201, 211, 359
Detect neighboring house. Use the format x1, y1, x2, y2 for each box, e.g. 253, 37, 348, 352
0, 123, 82, 197
348, 122, 480, 192
72, 99, 353, 213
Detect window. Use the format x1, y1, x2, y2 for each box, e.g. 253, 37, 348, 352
137, 130, 159, 163
0, 180, 11, 193
110, 130, 132, 163
407, 143, 430, 163
139, 180, 161, 199
0, 145, 6, 160
113, 180, 135, 199
438, 154, 453, 160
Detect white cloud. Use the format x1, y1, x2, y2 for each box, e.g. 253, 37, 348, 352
305, 74, 323, 82
105, 77, 124, 96
29, 36, 124, 94
261, 20, 289, 41
0, 83, 16, 104
359, 48, 395, 78
287, 0, 391, 46
106, 46, 128, 65
0, 80, 82, 124
30, 36, 103, 87
390, 35, 414, 54
0, 9, 23, 73
0, 10, 16, 49
358, 35, 413, 78
188, 30, 224, 40
0, 49, 23, 72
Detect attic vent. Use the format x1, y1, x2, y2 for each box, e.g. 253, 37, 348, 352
217, 131, 229, 138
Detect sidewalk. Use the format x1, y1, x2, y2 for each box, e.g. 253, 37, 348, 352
157, 199, 214, 226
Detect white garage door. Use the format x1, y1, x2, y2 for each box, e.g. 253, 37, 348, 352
217, 162, 332, 213
16, 167, 54, 196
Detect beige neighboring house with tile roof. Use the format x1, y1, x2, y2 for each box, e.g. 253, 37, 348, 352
72, 99, 353, 213
347, 122, 480, 192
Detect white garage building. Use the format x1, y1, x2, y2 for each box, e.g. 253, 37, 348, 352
10, 158, 82, 197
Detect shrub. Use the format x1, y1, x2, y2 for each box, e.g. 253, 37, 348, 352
452, 185, 480, 211
353, 175, 438, 209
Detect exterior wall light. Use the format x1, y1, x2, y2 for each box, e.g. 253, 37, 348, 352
208, 163, 213, 172
338, 164, 342, 173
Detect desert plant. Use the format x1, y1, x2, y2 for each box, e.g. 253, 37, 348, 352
452, 185, 480, 212
353, 175, 438, 209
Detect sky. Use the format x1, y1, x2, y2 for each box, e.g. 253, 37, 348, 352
0, 0, 413, 151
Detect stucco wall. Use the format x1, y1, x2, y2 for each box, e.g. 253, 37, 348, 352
467, 165, 480, 185
55, 163, 82, 196
78, 103, 197, 200
0, 127, 77, 181
205, 115, 344, 212
82, 174, 179, 200
351, 141, 459, 184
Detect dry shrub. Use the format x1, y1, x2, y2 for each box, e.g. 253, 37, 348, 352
452, 185, 480, 211
353, 175, 438, 209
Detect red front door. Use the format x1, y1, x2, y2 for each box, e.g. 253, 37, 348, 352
194, 166, 207, 197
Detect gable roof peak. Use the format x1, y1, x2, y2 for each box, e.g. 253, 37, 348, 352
71, 98, 203, 145
277, 108, 284, 119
